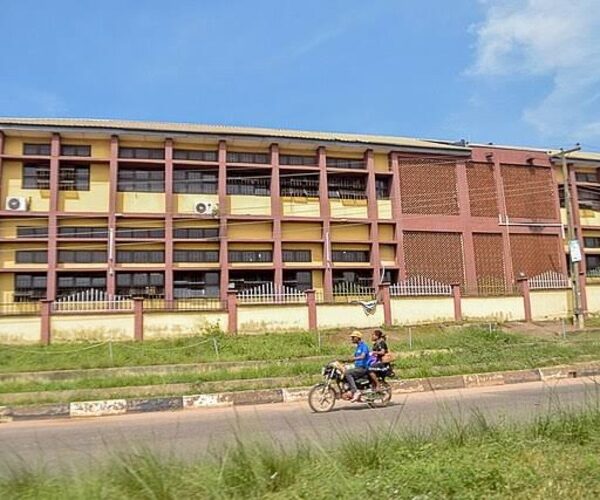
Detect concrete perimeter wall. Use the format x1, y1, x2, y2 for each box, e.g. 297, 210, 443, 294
530, 290, 570, 321
52, 314, 135, 342
462, 296, 525, 322
238, 304, 309, 333
0, 315, 41, 344
144, 311, 227, 339
316, 303, 384, 329
390, 297, 454, 325
586, 285, 600, 314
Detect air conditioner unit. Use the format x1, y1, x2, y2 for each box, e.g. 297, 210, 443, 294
5, 197, 28, 211
194, 201, 219, 216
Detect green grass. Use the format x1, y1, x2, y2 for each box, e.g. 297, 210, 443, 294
3, 406, 600, 498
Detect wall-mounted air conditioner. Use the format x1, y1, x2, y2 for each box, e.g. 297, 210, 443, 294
5, 197, 28, 211
194, 201, 219, 216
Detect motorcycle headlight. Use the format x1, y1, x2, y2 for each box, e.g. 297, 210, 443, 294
321, 367, 327, 375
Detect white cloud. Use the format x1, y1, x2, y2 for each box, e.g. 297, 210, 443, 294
469, 0, 600, 142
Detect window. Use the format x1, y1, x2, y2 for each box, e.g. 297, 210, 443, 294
23, 143, 51, 156
227, 176, 270, 196
173, 149, 218, 162
326, 157, 365, 170
57, 274, 106, 297
328, 177, 367, 199
117, 251, 165, 263
22, 164, 90, 191
173, 227, 219, 239
331, 250, 369, 262
576, 172, 598, 183
14, 273, 47, 301
279, 154, 316, 166
228, 270, 273, 290
174, 250, 219, 262
283, 270, 312, 291
119, 147, 164, 160
16, 250, 48, 264
282, 249, 311, 262
17, 226, 48, 238
116, 272, 164, 297
228, 250, 272, 263
586, 255, 600, 273
280, 176, 319, 197
376, 178, 391, 199
577, 187, 600, 210
22, 163, 50, 189
115, 228, 165, 239
585, 237, 600, 248
58, 226, 108, 238
173, 170, 218, 194
333, 270, 373, 287
118, 168, 164, 192
58, 250, 107, 263
61, 145, 91, 157
174, 271, 220, 298
227, 151, 269, 164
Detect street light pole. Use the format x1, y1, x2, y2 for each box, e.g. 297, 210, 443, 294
555, 145, 583, 328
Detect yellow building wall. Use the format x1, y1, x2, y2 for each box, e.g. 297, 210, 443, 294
579, 209, 600, 227
173, 219, 219, 231
281, 197, 321, 217
4, 137, 45, 156
0, 274, 14, 302
379, 245, 396, 266
586, 285, 600, 314
391, 297, 455, 325
58, 164, 109, 212
0, 218, 47, 239
228, 221, 272, 240
117, 192, 166, 213
312, 270, 323, 291
228, 195, 271, 216
52, 313, 135, 341
530, 290, 569, 320
374, 153, 389, 173
331, 223, 369, 241
237, 304, 309, 332
62, 138, 111, 158
60, 218, 106, 227
1, 161, 50, 212
462, 296, 525, 322
0, 242, 48, 269
317, 303, 384, 329
329, 199, 368, 219
174, 193, 219, 214
379, 224, 395, 241
120, 139, 164, 150
282, 222, 322, 240
144, 311, 227, 339
0, 316, 41, 343
117, 218, 163, 229
377, 200, 392, 219
172, 140, 219, 152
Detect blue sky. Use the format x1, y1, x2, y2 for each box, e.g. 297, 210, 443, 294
1, 0, 599, 150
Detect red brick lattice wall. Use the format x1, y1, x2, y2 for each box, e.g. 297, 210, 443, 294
466, 162, 498, 217
403, 231, 465, 287
398, 159, 459, 215
510, 234, 562, 278
473, 233, 506, 295
501, 165, 556, 219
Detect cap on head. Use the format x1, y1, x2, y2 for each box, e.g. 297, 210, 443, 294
349, 330, 362, 339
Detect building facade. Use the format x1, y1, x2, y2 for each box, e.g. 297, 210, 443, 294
0, 118, 566, 305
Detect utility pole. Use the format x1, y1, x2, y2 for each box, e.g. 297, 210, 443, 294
555, 145, 583, 329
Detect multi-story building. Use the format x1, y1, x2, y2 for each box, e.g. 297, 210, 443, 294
0, 118, 565, 305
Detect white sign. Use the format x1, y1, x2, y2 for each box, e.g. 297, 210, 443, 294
569, 239, 582, 263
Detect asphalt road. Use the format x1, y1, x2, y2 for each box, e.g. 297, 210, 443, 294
1, 377, 599, 476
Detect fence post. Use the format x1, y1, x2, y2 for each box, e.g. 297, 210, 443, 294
451, 283, 462, 322
133, 297, 144, 341
227, 290, 238, 334
378, 282, 392, 327
305, 289, 317, 330
40, 299, 52, 345
518, 277, 532, 322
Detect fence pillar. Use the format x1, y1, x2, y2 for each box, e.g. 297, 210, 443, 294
378, 282, 392, 327
40, 299, 52, 345
518, 277, 532, 322
133, 298, 144, 341
451, 284, 462, 322
227, 290, 238, 334
305, 289, 317, 330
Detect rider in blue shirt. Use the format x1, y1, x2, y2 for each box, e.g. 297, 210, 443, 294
346, 331, 369, 402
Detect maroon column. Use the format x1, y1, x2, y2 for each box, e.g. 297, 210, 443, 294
40, 299, 52, 345
378, 282, 392, 327
568, 167, 588, 313
47, 133, 60, 301
390, 152, 406, 279
306, 289, 317, 330
451, 283, 462, 322
218, 141, 229, 300
164, 138, 174, 302
227, 290, 238, 334
133, 297, 144, 341
491, 154, 515, 289
518, 277, 532, 322
107, 135, 119, 295
270, 144, 283, 288
318, 147, 333, 301
456, 159, 477, 292
366, 149, 381, 286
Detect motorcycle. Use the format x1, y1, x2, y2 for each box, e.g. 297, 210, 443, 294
308, 361, 394, 413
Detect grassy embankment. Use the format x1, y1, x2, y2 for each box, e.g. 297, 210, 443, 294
2, 405, 600, 498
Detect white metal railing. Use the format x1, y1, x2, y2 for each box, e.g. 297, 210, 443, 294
390, 276, 452, 296
52, 289, 133, 312
236, 283, 306, 304
332, 282, 376, 297
529, 271, 570, 290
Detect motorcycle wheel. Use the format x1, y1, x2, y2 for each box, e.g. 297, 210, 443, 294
308, 383, 337, 413
367, 382, 392, 408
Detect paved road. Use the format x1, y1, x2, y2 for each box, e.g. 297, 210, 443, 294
1, 377, 599, 476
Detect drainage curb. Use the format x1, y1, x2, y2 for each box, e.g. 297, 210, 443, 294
2, 361, 600, 422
